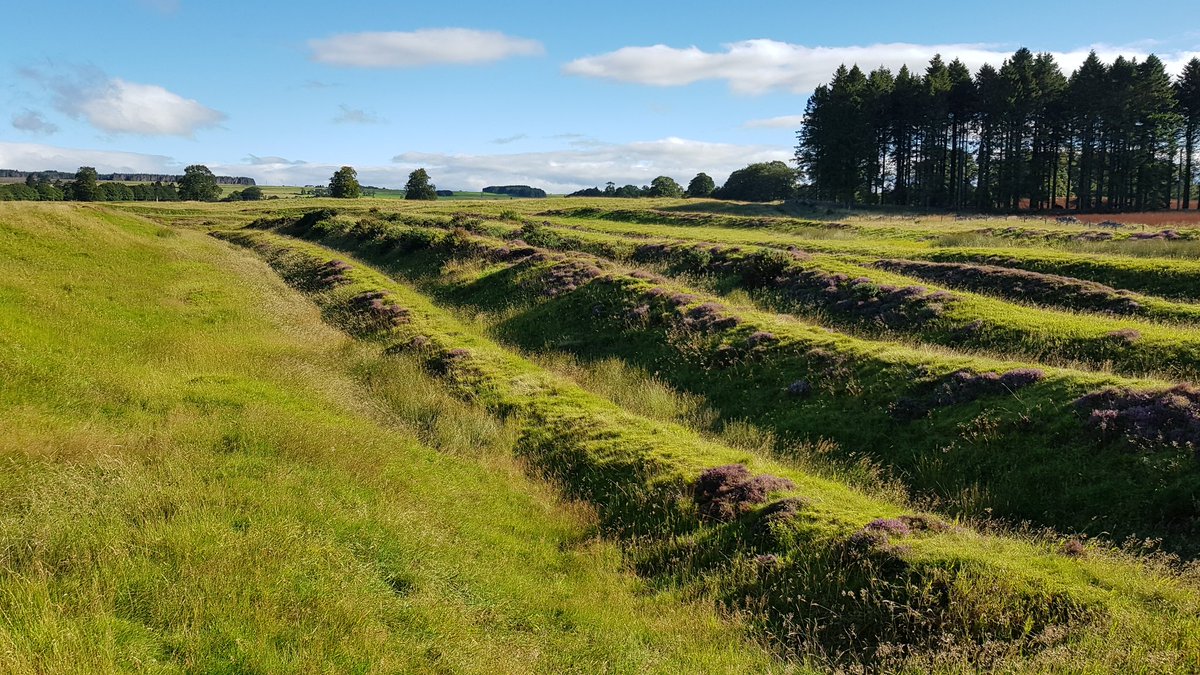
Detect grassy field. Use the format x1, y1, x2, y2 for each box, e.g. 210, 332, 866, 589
7, 197, 1200, 672
0, 203, 790, 673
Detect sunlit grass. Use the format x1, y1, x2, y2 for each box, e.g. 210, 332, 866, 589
0, 202, 791, 673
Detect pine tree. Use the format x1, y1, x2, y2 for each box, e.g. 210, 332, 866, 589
1176, 58, 1200, 209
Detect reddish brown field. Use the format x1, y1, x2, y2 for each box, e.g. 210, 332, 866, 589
1072, 211, 1200, 227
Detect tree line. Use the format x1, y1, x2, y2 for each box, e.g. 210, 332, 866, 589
567, 164, 796, 201
796, 49, 1200, 212
0, 165, 267, 202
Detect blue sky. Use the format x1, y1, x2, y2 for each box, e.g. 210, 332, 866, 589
2, 0, 1198, 191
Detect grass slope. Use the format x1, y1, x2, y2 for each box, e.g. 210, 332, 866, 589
214, 222, 1200, 672
252, 210, 1200, 553
0, 203, 787, 673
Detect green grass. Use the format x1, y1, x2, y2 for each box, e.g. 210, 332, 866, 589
251, 210, 1200, 553
0, 203, 793, 673
23, 196, 1200, 672
215, 223, 1200, 673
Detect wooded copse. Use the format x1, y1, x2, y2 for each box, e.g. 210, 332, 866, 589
796, 49, 1200, 212
0, 165, 259, 202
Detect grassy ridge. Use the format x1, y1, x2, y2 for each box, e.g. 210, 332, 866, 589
536, 213, 1200, 300
505, 222, 1200, 380
217, 223, 1200, 672
0, 203, 789, 673
251, 210, 1200, 553
493, 218, 1200, 325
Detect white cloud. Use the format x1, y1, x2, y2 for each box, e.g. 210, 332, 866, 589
11, 110, 58, 135
22, 66, 225, 137
0, 141, 177, 173
309, 28, 544, 68
743, 115, 806, 129
1, 137, 788, 193
564, 40, 1200, 94
491, 133, 527, 145
389, 137, 790, 193
75, 79, 225, 136
333, 105, 386, 125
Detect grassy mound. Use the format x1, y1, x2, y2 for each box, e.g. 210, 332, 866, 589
251, 209, 1200, 552
0, 203, 789, 673
215, 222, 1200, 673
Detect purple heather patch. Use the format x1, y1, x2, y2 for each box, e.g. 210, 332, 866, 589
693, 464, 795, 522
865, 518, 911, 536
1075, 384, 1200, 455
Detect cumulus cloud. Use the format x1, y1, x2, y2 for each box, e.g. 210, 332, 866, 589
333, 105, 386, 125
0, 141, 176, 173
11, 110, 58, 135
309, 28, 544, 68
564, 40, 1200, 94
22, 66, 225, 136
743, 115, 805, 129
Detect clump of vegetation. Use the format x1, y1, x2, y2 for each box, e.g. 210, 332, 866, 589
1076, 384, 1200, 454
692, 464, 795, 522
351, 290, 411, 325
537, 259, 604, 297
314, 259, 352, 287
681, 302, 741, 331
1106, 327, 1142, 343
891, 368, 1046, 420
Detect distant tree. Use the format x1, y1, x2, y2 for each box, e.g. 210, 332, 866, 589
329, 166, 362, 198
403, 168, 437, 200
714, 161, 796, 201
240, 185, 264, 201
153, 181, 179, 201
0, 184, 40, 201
71, 166, 99, 202
98, 182, 134, 201
685, 172, 715, 198
613, 184, 642, 198
36, 182, 64, 201
482, 185, 547, 198
604, 181, 616, 196
567, 187, 604, 197
177, 165, 222, 201
648, 176, 684, 198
